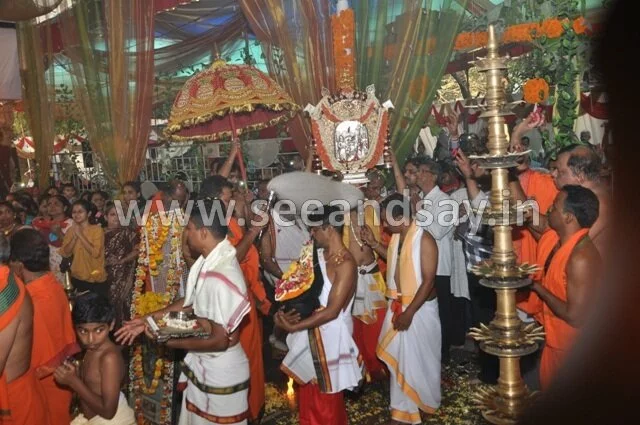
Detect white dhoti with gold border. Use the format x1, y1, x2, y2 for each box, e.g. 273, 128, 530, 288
280, 250, 364, 394
377, 299, 441, 423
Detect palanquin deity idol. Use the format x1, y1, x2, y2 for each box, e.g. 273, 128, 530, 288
305, 86, 393, 184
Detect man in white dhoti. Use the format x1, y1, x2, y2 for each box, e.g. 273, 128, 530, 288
275, 205, 363, 425
116, 199, 251, 425
377, 193, 441, 424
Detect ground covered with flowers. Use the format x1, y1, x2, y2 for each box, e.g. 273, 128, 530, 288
262, 349, 488, 425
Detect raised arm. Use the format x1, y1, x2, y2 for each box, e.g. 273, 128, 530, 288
217, 141, 240, 178
455, 150, 482, 202
360, 224, 387, 259
389, 149, 406, 193
259, 224, 284, 279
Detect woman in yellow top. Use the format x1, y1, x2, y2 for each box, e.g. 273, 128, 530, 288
61, 199, 107, 298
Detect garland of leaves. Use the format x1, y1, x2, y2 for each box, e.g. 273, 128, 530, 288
549, 20, 580, 156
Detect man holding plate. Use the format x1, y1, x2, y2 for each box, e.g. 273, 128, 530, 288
117, 199, 252, 425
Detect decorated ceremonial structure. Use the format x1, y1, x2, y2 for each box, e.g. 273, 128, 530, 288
467, 26, 544, 425
129, 206, 186, 424
304, 0, 392, 184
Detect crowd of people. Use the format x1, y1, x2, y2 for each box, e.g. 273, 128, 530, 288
0, 109, 611, 425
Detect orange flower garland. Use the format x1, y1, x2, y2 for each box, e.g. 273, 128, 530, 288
331, 7, 356, 89
523, 78, 550, 104
540, 18, 566, 39
454, 17, 588, 51
573, 17, 588, 35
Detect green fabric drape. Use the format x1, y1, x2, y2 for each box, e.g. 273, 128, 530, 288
16, 20, 56, 188
355, 0, 468, 162
57, 0, 155, 187
238, 0, 335, 157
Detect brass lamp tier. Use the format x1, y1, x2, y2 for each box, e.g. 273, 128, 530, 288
470, 204, 535, 227
468, 24, 543, 425
468, 151, 531, 169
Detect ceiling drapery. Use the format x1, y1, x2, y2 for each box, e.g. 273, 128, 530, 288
240, 0, 468, 161
239, 0, 336, 157
55, 0, 155, 187
16, 18, 57, 188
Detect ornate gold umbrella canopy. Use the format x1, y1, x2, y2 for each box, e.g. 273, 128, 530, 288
163, 58, 299, 180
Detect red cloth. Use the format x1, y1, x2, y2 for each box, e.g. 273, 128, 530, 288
353, 308, 387, 380
227, 218, 266, 421
298, 383, 347, 425
31, 218, 72, 248
25, 273, 79, 425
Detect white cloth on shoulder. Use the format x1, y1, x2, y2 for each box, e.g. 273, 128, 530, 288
281, 249, 364, 394
179, 238, 251, 424
183, 238, 250, 335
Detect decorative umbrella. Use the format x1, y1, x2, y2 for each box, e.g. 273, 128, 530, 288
13, 134, 82, 159
163, 58, 299, 180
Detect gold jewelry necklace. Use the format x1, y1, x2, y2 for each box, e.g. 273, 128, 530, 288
350, 222, 364, 251
324, 247, 347, 265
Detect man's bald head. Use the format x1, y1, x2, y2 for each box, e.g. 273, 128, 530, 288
553, 144, 602, 189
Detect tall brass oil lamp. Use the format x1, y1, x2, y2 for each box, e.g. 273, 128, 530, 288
467, 25, 544, 424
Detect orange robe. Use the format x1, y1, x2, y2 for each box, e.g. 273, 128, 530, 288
0, 267, 47, 425
513, 169, 558, 265
533, 229, 590, 389
25, 272, 79, 425
228, 218, 268, 421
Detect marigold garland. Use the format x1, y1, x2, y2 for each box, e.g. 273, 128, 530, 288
331, 8, 356, 89
523, 78, 550, 104
453, 17, 588, 51
572, 17, 587, 35
130, 211, 184, 425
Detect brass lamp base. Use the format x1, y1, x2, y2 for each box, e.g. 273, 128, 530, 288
474, 386, 541, 425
